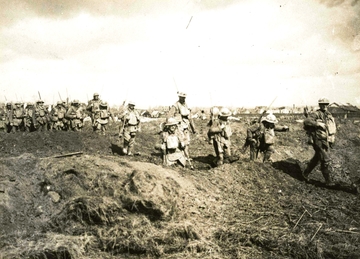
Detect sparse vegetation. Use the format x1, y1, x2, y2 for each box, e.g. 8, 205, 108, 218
1, 116, 360, 258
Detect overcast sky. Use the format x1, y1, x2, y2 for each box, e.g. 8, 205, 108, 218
1, 0, 360, 109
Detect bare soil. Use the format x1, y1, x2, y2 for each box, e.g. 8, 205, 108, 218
1, 117, 360, 259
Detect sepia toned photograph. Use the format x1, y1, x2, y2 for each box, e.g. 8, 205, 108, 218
1, 1, 360, 258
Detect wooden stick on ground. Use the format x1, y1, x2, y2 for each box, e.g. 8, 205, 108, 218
310, 224, 323, 242
54, 151, 83, 158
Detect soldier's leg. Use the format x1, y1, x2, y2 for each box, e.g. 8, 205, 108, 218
263, 144, 274, 163
302, 144, 321, 180
249, 141, 256, 161
127, 134, 136, 155
319, 145, 333, 185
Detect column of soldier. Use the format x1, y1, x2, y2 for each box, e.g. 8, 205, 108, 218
0, 91, 337, 186
0, 93, 112, 134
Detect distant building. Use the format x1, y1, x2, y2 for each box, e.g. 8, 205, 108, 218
328, 103, 360, 114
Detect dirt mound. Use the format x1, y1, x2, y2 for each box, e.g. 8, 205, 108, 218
1, 153, 219, 258
1, 118, 360, 258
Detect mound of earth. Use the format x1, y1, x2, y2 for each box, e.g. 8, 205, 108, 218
1, 117, 360, 258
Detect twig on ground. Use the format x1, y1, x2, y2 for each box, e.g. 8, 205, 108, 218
310, 224, 322, 242
293, 208, 311, 231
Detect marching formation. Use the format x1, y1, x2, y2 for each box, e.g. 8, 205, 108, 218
0, 92, 337, 186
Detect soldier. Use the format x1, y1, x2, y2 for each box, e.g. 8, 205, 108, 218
86, 92, 102, 129
243, 118, 262, 161
24, 102, 36, 132
118, 101, 141, 156
50, 101, 68, 131
158, 117, 188, 167
11, 101, 25, 132
66, 100, 85, 131
207, 106, 220, 144
257, 113, 280, 163
0, 103, 6, 133
208, 107, 232, 166
33, 100, 49, 131
93, 101, 114, 135
167, 92, 196, 168
5, 102, 14, 133
302, 98, 336, 186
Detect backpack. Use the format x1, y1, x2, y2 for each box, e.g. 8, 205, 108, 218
166, 135, 179, 149
326, 116, 336, 143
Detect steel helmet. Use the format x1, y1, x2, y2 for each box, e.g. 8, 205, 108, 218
72, 100, 79, 105
37, 100, 44, 103
219, 107, 231, 117
210, 106, 220, 116
177, 92, 187, 98
165, 117, 178, 126
262, 113, 278, 124
57, 101, 63, 105
100, 101, 108, 107
128, 101, 136, 106
318, 97, 330, 104
93, 93, 99, 97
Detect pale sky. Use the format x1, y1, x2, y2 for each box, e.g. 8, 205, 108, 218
1, 0, 360, 109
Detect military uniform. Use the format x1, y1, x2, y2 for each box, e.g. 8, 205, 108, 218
0, 104, 6, 133
167, 92, 196, 168
66, 100, 85, 131
244, 119, 262, 161
302, 98, 336, 186
207, 106, 220, 144
159, 117, 187, 167
208, 107, 232, 166
5, 103, 13, 133
257, 114, 279, 163
118, 101, 141, 155
93, 102, 114, 135
24, 103, 35, 132
86, 93, 102, 128
34, 100, 49, 131
50, 102, 68, 131
11, 102, 25, 132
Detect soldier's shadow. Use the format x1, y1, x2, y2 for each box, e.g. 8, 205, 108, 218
110, 143, 124, 156
192, 154, 217, 168
272, 158, 358, 194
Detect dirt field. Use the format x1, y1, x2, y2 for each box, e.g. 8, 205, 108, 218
1, 116, 360, 259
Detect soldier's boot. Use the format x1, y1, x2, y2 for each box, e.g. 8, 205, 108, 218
263, 152, 272, 163
322, 166, 335, 186
250, 149, 255, 161
217, 154, 224, 166
127, 145, 133, 156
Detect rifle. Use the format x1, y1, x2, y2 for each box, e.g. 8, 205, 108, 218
58, 92, 63, 102
38, 91, 42, 101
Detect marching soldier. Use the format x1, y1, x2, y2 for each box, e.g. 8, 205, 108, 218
208, 107, 232, 166
86, 92, 102, 129
24, 102, 36, 132
167, 92, 196, 169
118, 101, 141, 156
158, 117, 187, 167
93, 101, 114, 135
11, 101, 25, 132
66, 100, 85, 131
5, 102, 14, 133
207, 106, 220, 144
50, 101, 68, 131
0, 103, 6, 133
33, 100, 49, 131
302, 98, 336, 186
